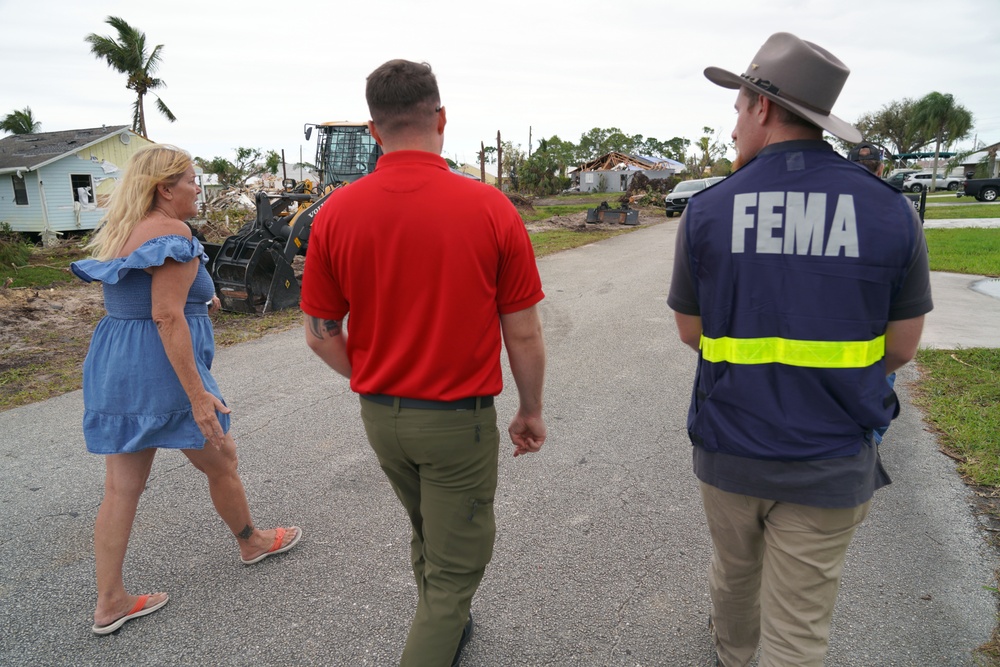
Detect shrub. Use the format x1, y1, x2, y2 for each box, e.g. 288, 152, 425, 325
0, 222, 32, 268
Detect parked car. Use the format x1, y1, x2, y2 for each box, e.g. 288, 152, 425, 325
664, 176, 725, 217
960, 177, 1000, 202
902, 171, 962, 192
883, 169, 918, 190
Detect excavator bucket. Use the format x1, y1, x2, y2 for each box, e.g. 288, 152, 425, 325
207, 192, 303, 315
207, 185, 339, 315
211, 233, 299, 314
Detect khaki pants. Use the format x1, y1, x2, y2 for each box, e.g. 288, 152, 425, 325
360, 397, 499, 667
699, 482, 871, 667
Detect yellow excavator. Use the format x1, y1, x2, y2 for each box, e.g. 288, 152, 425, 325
205, 122, 381, 314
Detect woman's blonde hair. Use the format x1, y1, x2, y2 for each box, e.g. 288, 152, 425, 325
86, 144, 193, 260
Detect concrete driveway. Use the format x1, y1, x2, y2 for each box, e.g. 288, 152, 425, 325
0, 221, 994, 666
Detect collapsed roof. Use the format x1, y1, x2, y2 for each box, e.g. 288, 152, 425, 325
573, 152, 683, 173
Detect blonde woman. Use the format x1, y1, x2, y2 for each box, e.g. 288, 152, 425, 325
72, 145, 301, 635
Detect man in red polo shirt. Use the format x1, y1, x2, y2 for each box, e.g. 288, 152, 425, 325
301, 59, 547, 667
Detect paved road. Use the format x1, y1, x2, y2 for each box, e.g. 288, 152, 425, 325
919, 216, 1000, 348
0, 221, 996, 666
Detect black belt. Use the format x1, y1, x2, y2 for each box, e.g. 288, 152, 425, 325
361, 394, 494, 410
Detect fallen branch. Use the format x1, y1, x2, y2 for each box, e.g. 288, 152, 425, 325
939, 447, 967, 463
950, 353, 976, 368
11, 264, 72, 271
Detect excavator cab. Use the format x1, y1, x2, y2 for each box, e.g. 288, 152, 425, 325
207, 122, 381, 314
307, 121, 382, 188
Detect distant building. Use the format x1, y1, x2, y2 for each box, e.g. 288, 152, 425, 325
0, 126, 153, 239
570, 152, 683, 193
959, 141, 999, 178
455, 163, 497, 185
249, 162, 323, 191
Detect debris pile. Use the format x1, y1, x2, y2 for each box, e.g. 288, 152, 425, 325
627, 173, 678, 195
205, 188, 257, 212
622, 173, 679, 208
506, 193, 534, 209
193, 215, 246, 244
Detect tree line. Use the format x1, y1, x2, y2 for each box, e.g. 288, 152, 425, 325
486, 126, 732, 196
506, 91, 975, 195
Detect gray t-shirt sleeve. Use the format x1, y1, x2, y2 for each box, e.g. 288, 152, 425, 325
889, 207, 934, 321
667, 212, 699, 315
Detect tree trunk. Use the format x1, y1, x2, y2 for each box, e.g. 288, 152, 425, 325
497, 131, 503, 192
479, 141, 486, 183
138, 94, 147, 139
931, 134, 942, 192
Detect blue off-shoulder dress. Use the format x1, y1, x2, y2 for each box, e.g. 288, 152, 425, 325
71, 235, 230, 454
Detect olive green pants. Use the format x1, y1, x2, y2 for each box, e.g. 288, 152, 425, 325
360, 397, 499, 667
700, 482, 871, 667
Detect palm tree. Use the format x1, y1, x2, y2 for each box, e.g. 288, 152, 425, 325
911, 92, 973, 192
85, 16, 176, 139
0, 107, 41, 135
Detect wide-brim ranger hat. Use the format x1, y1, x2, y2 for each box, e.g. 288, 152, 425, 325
704, 32, 862, 144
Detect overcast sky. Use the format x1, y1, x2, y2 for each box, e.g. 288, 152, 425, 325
2, 0, 998, 169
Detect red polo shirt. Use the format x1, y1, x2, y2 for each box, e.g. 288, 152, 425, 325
300, 151, 544, 400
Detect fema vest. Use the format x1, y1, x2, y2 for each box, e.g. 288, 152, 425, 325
683, 142, 918, 461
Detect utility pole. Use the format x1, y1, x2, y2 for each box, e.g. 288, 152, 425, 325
497, 131, 503, 192
528, 126, 532, 158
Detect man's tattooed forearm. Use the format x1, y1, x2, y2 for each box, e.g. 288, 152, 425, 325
308, 316, 342, 339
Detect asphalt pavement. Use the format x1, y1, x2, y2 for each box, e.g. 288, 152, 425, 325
0, 220, 996, 666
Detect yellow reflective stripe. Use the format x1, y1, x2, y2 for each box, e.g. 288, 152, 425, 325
699, 335, 885, 368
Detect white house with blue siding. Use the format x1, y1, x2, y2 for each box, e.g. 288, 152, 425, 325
0, 126, 153, 238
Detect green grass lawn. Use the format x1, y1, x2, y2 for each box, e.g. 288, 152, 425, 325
523, 192, 645, 223
920, 229, 999, 488
924, 203, 1000, 219
912, 348, 1000, 485
522, 204, 595, 222
924, 228, 1000, 275
0, 243, 87, 288
530, 228, 633, 256
918, 227, 1000, 664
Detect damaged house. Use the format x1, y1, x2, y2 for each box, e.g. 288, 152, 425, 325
571, 152, 684, 193
959, 140, 1000, 178
0, 126, 152, 239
